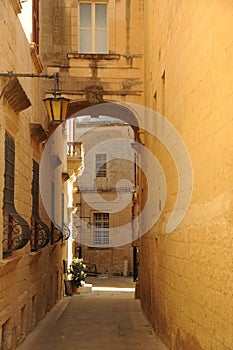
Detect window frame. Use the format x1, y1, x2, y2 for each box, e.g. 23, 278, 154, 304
31, 160, 51, 251
93, 212, 109, 246
2, 133, 30, 256
32, 0, 40, 54
95, 153, 107, 177
78, 2, 108, 54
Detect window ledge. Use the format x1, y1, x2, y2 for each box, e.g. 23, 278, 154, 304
88, 246, 111, 250
29, 250, 42, 263
67, 53, 120, 61
0, 255, 21, 276
49, 244, 58, 255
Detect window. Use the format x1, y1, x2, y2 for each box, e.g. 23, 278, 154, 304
51, 181, 55, 222
4, 134, 15, 211
153, 90, 157, 111
32, 0, 40, 54
96, 153, 107, 177
3, 133, 30, 256
79, 2, 108, 53
161, 71, 165, 116
3, 134, 15, 256
94, 213, 109, 246
31, 160, 50, 251
50, 184, 70, 243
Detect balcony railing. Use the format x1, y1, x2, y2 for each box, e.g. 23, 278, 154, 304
67, 142, 82, 158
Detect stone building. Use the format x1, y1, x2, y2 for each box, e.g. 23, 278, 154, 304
39, 1, 232, 349
1, 1, 233, 350
139, 1, 233, 350
39, 0, 145, 278
0, 1, 71, 349
72, 117, 135, 275
39, 0, 144, 109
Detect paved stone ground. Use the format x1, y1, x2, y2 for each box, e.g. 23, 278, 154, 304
17, 276, 167, 350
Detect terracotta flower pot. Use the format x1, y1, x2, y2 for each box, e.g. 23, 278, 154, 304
72, 285, 79, 293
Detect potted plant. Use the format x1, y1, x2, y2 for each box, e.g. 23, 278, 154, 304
70, 258, 86, 293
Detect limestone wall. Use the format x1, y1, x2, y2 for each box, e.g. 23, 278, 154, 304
0, 2, 68, 349
40, 0, 144, 108
141, 1, 233, 349
0, 244, 66, 349
83, 245, 133, 275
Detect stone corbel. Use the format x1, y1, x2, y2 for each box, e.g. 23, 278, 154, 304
30, 122, 48, 143
0, 77, 31, 113
85, 85, 104, 104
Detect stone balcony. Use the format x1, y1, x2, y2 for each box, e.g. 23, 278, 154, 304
67, 142, 82, 178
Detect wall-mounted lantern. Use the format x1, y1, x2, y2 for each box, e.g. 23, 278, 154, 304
0, 71, 70, 123
43, 72, 70, 123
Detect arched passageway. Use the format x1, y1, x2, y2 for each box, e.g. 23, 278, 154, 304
67, 101, 141, 142
65, 101, 142, 280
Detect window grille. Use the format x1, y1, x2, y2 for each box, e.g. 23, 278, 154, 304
93, 213, 109, 246
50, 222, 63, 244
51, 222, 71, 244
2, 133, 30, 256
50, 188, 70, 243
79, 2, 108, 53
96, 153, 107, 177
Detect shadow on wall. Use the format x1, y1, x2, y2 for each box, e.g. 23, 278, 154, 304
174, 329, 203, 350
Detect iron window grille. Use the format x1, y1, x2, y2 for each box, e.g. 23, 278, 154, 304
51, 222, 71, 244
50, 186, 70, 244
50, 222, 63, 244
31, 160, 50, 251
93, 212, 109, 246
96, 153, 107, 177
62, 223, 70, 240
2, 133, 30, 256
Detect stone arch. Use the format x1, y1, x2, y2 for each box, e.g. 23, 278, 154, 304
67, 101, 141, 141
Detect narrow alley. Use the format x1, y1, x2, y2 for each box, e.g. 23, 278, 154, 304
1, 2, 233, 350
17, 276, 167, 350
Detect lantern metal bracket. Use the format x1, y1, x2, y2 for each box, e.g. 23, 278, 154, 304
0, 71, 58, 99
0, 71, 70, 122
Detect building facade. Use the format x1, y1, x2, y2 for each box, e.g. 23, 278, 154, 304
39, 0, 145, 279
22, 1, 233, 349
0, 1, 70, 349
72, 118, 135, 275
140, 1, 233, 350
40, 0, 144, 110
1, 1, 233, 350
